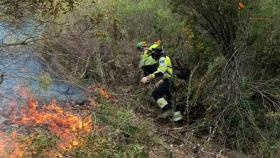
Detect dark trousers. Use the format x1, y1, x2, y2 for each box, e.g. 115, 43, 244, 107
142, 64, 158, 76
152, 79, 172, 111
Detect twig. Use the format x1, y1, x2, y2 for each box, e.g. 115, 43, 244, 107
185, 63, 200, 125
0, 73, 4, 84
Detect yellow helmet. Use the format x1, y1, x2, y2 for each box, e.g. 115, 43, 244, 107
149, 43, 160, 50
149, 40, 162, 51
154, 40, 161, 45
149, 39, 162, 50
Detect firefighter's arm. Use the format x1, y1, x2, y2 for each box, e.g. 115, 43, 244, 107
140, 57, 167, 84
149, 57, 167, 79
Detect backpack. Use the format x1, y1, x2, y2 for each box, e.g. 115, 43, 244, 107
171, 58, 190, 80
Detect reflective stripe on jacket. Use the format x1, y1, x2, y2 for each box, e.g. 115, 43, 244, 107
150, 55, 173, 79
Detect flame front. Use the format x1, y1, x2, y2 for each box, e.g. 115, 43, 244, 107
0, 131, 24, 158
0, 87, 94, 157
88, 84, 115, 101
11, 98, 93, 150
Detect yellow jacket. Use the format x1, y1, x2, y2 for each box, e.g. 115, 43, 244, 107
139, 49, 157, 68
150, 55, 173, 79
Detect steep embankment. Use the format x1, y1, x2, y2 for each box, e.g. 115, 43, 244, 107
109, 85, 233, 158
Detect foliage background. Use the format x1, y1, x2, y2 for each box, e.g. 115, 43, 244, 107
0, 0, 279, 157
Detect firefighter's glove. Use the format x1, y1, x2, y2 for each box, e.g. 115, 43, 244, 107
141, 76, 152, 84
155, 79, 163, 88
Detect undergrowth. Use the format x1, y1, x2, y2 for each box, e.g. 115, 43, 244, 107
16, 100, 156, 158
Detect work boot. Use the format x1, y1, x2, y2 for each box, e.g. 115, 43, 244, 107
172, 111, 184, 126
157, 110, 173, 119
173, 120, 184, 126
172, 111, 183, 122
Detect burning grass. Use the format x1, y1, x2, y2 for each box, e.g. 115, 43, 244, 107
0, 87, 95, 157
88, 84, 116, 101
10, 98, 93, 150
0, 84, 156, 157
0, 131, 25, 158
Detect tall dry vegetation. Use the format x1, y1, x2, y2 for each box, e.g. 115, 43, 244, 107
0, 0, 280, 156
171, 0, 280, 156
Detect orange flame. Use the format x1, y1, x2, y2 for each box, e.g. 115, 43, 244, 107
10, 98, 93, 150
0, 131, 25, 158
239, 2, 245, 9
88, 84, 115, 101
0, 86, 95, 157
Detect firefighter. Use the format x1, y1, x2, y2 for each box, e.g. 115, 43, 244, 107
140, 43, 183, 123
136, 41, 159, 76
